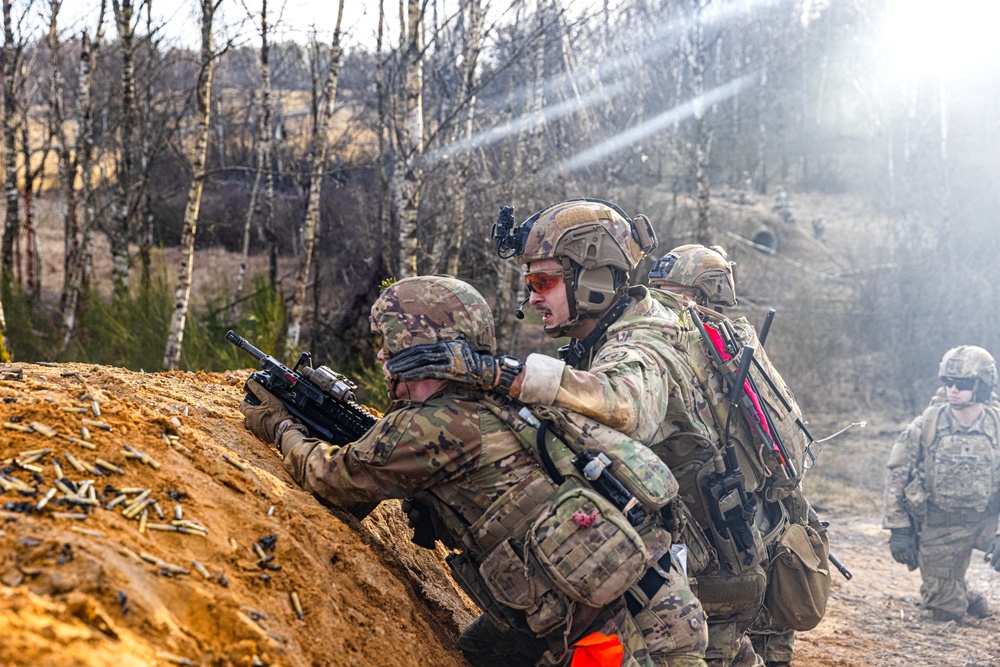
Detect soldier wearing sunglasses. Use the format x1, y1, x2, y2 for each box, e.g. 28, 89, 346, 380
883, 345, 1000, 621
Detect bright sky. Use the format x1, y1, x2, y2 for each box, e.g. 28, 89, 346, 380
883, 0, 1000, 78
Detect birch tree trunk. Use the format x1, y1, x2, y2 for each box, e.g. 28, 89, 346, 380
285, 0, 346, 350
111, 0, 136, 302
58, 6, 105, 353
48, 0, 78, 304
235, 0, 274, 318
431, 0, 481, 277
393, 0, 424, 278
20, 88, 41, 300
162, 0, 216, 370
137, 0, 155, 287
690, 0, 712, 245
375, 0, 394, 276
2, 0, 21, 283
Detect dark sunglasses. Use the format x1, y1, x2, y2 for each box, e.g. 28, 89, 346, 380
940, 376, 976, 391
525, 270, 563, 294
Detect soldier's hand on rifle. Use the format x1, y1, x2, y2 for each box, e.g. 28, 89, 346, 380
984, 534, 1000, 572
385, 340, 499, 391
241, 379, 302, 447
889, 527, 919, 571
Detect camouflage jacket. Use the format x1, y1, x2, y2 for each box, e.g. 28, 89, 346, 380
279, 384, 539, 534
518, 285, 717, 449
883, 403, 1000, 529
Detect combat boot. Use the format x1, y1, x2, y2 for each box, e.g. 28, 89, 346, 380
966, 591, 990, 618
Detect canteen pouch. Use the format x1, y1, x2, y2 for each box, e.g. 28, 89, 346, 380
763, 523, 831, 631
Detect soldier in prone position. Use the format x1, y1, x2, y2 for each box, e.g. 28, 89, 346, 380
240, 275, 707, 667
387, 200, 719, 665
883, 345, 1000, 622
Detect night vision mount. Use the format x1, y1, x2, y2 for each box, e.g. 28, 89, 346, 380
492, 205, 531, 259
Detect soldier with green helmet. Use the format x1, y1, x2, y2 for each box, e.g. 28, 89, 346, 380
883, 345, 1000, 621
387, 200, 742, 664
240, 275, 708, 667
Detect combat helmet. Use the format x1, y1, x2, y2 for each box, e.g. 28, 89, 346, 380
938, 345, 997, 404
648, 244, 737, 308
492, 199, 657, 336
370, 276, 496, 357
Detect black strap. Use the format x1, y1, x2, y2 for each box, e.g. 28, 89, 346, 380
536, 421, 566, 485
559, 296, 631, 368
625, 552, 673, 616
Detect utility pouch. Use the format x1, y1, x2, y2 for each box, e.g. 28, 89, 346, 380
700, 468, 765, 575
478, 538, 569, 636
691, 565, 767, 624
529, 487, 649, 608
446, 551, 525, 633
763, 523, 831, 631
675, 501, 716, 577
903, 476, 929, 519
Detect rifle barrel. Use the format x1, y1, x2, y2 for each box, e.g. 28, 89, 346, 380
226, 330, 266, 362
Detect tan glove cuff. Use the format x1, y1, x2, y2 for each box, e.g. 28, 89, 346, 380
276, 421, 308, 454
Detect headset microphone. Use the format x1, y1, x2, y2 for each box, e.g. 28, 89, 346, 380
514, 296, 530, 320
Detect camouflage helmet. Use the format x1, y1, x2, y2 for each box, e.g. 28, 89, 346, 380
370, 276, 496, 356
648, 244, 737, 307
515, 199, 657, 328
938, 345, 997, 403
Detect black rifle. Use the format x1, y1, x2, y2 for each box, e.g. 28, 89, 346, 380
227, 331, 379, 519
227, 330, 377, 445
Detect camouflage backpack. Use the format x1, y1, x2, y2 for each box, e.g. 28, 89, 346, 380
668, 300, 812, 503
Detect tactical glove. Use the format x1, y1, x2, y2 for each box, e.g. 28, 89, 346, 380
401, 497, 437, 550
984, 534, 1000, 572
384, 340, 497, 390
240, 378, 296, 445
889, 527, 919, 571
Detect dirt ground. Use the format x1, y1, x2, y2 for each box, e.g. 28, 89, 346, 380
0, 364, 998, 667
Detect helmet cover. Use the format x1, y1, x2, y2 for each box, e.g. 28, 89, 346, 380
649, 244, 737, 307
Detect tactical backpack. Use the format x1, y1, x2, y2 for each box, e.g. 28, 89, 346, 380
675, 304, 812, 503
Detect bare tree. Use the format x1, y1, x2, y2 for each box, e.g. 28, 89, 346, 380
234, 0, 277, 316
58, 3, 106, 353
689, 0, 712, 245
285, 0, 346, 350
393, 0, 424, 278
111, 0, 138, 302
162, 0, 220, 370
1, 0, 24, 284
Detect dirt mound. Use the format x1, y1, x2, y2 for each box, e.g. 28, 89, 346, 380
0, 363, 474, 667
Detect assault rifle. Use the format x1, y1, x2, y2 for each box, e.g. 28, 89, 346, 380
227, 330, 378, 445
227, 331, 380, 520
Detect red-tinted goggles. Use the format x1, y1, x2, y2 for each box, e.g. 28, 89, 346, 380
941, 376, 976, 391
525, 270, 564, 294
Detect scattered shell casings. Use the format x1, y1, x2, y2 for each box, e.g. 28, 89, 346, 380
52, 459, 64, 480
0, 476, 14, 492
78, 459, 100, 476
192, 560, 211, 579
20, 453, 44, 465
106, 494, 128, 510
252, 542, 267, 560
123, 488, 151, 507
59, 371, 77, 377
36, 487, 57, 510
0, 510, 19, 521
290, 591, 304, 620
51, 512, 88, 520
28, 422, 58, 437
119, 487, 146, 494
156, 652, 195, 667
3, 422, 33, 433
53, 479, 75, 496
170, 416, 183, 431
76, 480, 93, 497
35, 361, 58, 367
17, 461, 43, 473
94, 459, 125, 475
267, 505, 275, 516
19, 448, 52, 457
138, 509, 149, 534
80, 425, 91, 441
145, 523, 179, 532
63, 453, 87, 473
222, 453, 249, 472
241, 605, 269, 621
82, 418, 112, 432
177, 525, 209, 536
60, 406, 88, 413
122, 498, 154, 520
174, 505, 183, 520
1, 475, 32, 492
152, 502, 165, 520
71, 526, 104, 538
62, 496, 99, 507
182, 406, 189, 417
91, 401, 101, 417
229, 538, 238, 551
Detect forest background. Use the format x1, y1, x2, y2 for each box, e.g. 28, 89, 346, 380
0, 0, 998, 419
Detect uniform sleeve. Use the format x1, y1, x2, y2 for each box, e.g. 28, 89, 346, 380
279, 405, 481, 508
520, 337, 674, 444
882, 416, 923, 530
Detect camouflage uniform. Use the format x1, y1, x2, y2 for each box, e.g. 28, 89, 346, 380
245, 276, 706, 667
883, 393, 1000, 620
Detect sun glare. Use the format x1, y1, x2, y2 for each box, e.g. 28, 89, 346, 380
885, 0, 1000, 77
